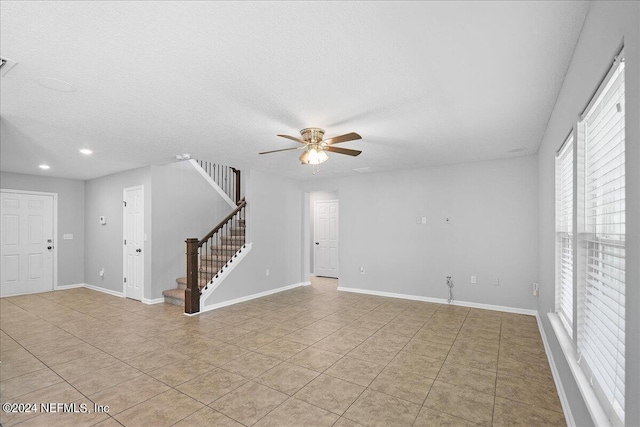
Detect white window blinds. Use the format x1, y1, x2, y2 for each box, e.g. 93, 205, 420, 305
578, 54, 625, 425
555, 134, 574, 337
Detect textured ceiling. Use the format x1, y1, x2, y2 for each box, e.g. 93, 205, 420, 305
0, 1, 589, 181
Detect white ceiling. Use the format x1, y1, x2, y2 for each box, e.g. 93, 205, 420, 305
0, 1, 589, 181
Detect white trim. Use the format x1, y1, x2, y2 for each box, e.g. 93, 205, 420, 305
123, 185, 144, 301
337, 286, 537, 316
84, 283, 124, 298
196, 280, 310, 315
1, 189, 58, 293
199, 243, 253, 310
538, 313, 575, 427
142, 297, 164, 305
55, 283, 84, 290
547, 312, 612, 427
188, 159, 236, 208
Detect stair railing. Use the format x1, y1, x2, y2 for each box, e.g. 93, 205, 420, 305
185, 198, 246, 314
196, 160, 242, 205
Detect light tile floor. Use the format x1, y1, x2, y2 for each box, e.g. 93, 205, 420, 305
0, 277, 565, 426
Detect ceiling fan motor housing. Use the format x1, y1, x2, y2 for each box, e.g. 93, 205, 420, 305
300, 128, 325, 143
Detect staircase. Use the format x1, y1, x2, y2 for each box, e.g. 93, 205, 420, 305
163, 218, 246, 306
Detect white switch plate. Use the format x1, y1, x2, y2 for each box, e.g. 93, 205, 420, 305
360, 266, 365, 274
63, 234, 73, 240
471, 275, 476, 284
421, 217, 427, 224
533, 282, 539, 296
266, 269, 270, 276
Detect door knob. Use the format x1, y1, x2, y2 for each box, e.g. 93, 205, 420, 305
315, 242, 319, 245
136, 248, 142, 253
47, 246, 53, 250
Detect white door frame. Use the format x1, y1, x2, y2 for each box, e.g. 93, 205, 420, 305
122, 185, 144, 299
0, 188, 58, 293
314, 199, 339, 278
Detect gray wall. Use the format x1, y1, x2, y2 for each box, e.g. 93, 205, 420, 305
84, 167, 152, 297
301, 155, 539, 310
536, 2, 640, 425
204, 169, 303, 305
309, 190, 339, 274
151, 161, 233, 299
0, 172, 85, 286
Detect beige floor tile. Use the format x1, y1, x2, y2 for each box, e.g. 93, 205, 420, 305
147, 359, 216, 387
451, 337, 499, 355
343, 389, 420, 427
255, 362, 319, 395
176, 368, 247, 404
498, 354, 554, 382
210, 381, 288, 426
0, 368, 63, 400
193, 343, 248, 367
496, 373, 563, 412
126, 349, 189, 372
284, 328, 333, 345
173, 407, 244, 427
403, 339, 451, 360
0, 382, 84, 426
254, 397, 339, 427
67, 362, 143, 396
437, 361, 497, 394
229, 331, 278, 351
0, 351, 48, 381
324, 356, 384, 387
222, 351, 281, 379
294, 374, 365, 415
89, 374, 170, 415
493, 396, 566, 426
207, 325, 252, 342
413, 407, 479, 426
387, 350, 443, 379
287, 347, 343, 372
114, 389, 203, 426
50, 351, 120, 381
424, 381, 494, 426
347, 340, 403, 365
313, 332, 368, 355
333, 417, 367, 427
255, 337, 308, 360
445, 346, 498, 372
15, 399, 109, 427
369, 366, 433, 404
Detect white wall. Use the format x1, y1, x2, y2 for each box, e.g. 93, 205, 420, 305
84, 167, 152, 297
536, 2, 640, 425
0, 172, 85, 286
309, 190, 339, 274
301, 155, 538, 310
203, 169, 303, 305
151, 161, 233, 299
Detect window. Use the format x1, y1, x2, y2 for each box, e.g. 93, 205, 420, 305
577, 53, 625, 425
555, 134, 573, 337
553, 49, 625, 426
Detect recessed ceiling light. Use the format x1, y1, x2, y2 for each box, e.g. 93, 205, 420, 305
39, 164, 50, 170
80, 149, 93, 155
36, 77, 76, 92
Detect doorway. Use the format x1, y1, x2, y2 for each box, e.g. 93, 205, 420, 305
123, 185, 144, 301
0, 190, 56, 297
313, 199, 339, 278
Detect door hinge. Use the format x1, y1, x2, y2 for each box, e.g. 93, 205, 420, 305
124, 277, 127, 283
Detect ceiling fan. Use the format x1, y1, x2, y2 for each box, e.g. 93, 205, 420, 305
259, 128, 362, 165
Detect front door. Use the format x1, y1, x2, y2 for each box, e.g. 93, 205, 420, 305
1, 191, 55, 297
314, 200, 339, 278
123, 186, 144, 301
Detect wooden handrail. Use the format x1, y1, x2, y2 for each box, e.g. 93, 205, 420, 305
232, 168, 241, 205
198, 198, 246, 247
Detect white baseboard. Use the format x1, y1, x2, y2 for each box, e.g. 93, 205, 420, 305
337, 286, 537, 316
142, 297, 164, 305
199, 280, 310, 314
84, 283, 124, 298
55, 283, 84, 290
537, 314, 575, 427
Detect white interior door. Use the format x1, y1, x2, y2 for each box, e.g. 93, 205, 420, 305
1, 191, 55, 297
123, 186, 144, 301
314, 200, 339, 278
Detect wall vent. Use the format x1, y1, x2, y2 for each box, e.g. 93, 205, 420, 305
0, 57, 18, 76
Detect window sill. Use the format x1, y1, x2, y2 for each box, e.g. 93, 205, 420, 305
547, 313, 618, 427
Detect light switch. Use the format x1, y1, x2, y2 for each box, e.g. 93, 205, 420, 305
63, 234, 73, 240
421, 217, 427, 224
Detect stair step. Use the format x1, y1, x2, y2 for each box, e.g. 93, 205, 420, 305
201, 254, 232, 262
229, 227, 246, 236
210, 244, 243, 254
163, 288, 185, 305
220, 235, 245, 243
176, 276, 210, 288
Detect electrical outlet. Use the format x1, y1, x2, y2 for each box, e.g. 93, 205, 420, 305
533, 282, 539, 296
445, 217, 451, 224
99, 268, 104, 277
360, 266, 365, 274
266, 269, 270, 276
493, 278, 500, 286
471, 275, 477, 284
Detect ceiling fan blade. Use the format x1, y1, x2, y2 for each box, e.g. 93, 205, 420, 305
277, 134, 307, 144
259, 147, 302, 155
325, 146, 362, 156
324, 132, 362, 145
